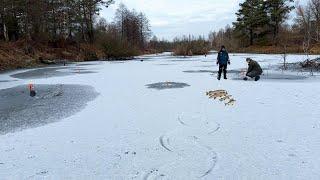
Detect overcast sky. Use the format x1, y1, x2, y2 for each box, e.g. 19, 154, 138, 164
101, 0, 301, 40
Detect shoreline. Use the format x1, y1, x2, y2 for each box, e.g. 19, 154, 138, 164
1, 51, 319, 73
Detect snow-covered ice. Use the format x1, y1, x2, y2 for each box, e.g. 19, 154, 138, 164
0, 53, 320, 180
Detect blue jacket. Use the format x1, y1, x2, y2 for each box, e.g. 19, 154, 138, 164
217, 50, 229, 65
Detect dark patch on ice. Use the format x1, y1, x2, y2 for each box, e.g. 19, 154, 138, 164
155, 63, 176, 66
11, 67, 70, 79
185, 69, 244, 74
72, 70, 97, 74
183, 70, 215, 73
213, 69, 268, 74
75, 62, 101, 66
0, 80, 18, 83
0, 84, 99, 135
232, 73, 308, 81
146, 82, 190, 90
11, 67, 97, 79
196, 65, 215, 68
71, 67, 87, 70
108, 61, 127, 64
170, 60, 195, 62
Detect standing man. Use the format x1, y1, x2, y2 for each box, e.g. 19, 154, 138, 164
217, 45, 230, 80
244, 58, 263, 81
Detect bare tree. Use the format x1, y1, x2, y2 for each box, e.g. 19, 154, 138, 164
279, 25, 291, 70
0, 1, 9, 42
297, 4, 312, 58
310, 0, 320, 42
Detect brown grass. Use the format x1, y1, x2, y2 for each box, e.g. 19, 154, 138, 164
0, 41, 106, 71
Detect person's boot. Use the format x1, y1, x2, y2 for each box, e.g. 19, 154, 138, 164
255, 76, 260, 81
243, 77, 248, 81
224, 74, 227, 80
217, 72, 221, 80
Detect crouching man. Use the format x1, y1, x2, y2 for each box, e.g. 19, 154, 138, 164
244, 58, 263, 81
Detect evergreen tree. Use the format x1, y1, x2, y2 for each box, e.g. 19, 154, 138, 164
265, 0, 294, 45
233, 0, 269, 46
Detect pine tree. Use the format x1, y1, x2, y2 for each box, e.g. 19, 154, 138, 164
265, 0, 294, 45
233, 0, 269, 46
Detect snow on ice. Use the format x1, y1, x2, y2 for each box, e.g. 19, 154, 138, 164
0, 53, 320, 179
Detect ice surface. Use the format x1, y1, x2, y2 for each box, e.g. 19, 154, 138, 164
0, 84, 98, 134
0, 53, 320, 179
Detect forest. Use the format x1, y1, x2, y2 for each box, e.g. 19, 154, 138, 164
0, 0, 152, 70
0, 0, 319, 70
210, 0, 320, 54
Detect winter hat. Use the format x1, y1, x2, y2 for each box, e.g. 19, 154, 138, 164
246, 58, 252, 61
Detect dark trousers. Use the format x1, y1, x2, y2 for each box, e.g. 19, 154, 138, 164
218, 64, 227, 78
247, 71, 262, 78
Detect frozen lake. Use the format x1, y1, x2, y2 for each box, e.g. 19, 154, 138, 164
0, 53, 320, 179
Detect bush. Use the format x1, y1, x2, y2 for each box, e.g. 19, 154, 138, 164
101, 36, 140, 60
173, 36, 210, 56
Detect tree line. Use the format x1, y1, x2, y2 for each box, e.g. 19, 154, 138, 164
0, 0, 115, 43
98, 3, 152, 58
0, 1, 152, 60
209, 0, 320, 54
1, 0, 318, 67
147, 35, 210, 56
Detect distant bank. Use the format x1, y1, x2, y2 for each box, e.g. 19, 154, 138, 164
1, 42, 319, 72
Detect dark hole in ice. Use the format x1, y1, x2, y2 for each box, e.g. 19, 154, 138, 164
0, 84, 99, 134
146, 82, 190, 90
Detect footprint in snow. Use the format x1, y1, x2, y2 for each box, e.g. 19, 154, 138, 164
145, 113, 220, 179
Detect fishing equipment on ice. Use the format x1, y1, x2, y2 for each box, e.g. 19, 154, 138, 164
28, 83, 36, 97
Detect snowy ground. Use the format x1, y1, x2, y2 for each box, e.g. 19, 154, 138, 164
0, 53, 320, 180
